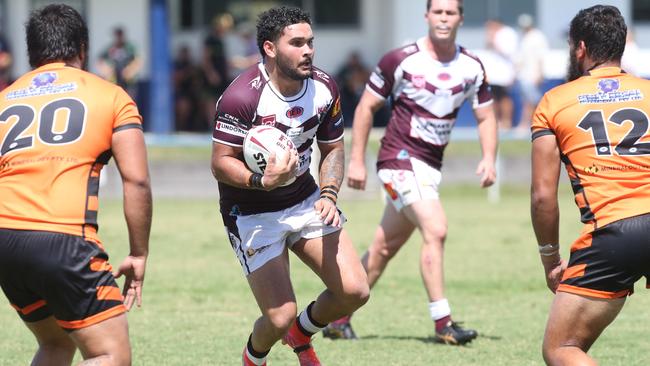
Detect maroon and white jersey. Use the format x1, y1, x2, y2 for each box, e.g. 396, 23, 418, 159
213, 63, 343, 215
368, 38, 493, 171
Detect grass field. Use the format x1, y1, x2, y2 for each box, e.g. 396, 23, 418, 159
2, 183, 650, 365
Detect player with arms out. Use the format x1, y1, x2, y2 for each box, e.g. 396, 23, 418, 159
211, 6, 369, 366
0, 4, 152, 366
324, 0, 497, 345
531, 5, 650, 365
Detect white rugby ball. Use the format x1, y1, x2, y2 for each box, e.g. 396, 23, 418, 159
243, 125, 298, 186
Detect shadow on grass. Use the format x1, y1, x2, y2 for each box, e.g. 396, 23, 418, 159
352, 333, 502, 345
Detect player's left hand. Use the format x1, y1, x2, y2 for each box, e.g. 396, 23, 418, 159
543, 258, 567, 293
113, 255, 147, 310
314, 197, 341, 227
476, 158, 496, 188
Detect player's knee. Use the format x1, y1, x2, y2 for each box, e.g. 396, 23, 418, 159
37, 340, 76, 361
266, 303, 297, 335
339, 282, 370, 313
423, 225, 447, 246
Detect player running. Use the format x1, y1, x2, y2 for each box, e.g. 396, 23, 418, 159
211, 6, 369, 366
324, 0, 497, 345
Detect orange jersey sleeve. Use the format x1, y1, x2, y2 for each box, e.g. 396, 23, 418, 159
0, 63, 143, 244
532, 67, 650, 232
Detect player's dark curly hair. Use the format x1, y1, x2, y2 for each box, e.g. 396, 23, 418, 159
26, 4, 88, 68
569, 5, 626, 64
426, 0, 464, 15
256, 6, 311, 58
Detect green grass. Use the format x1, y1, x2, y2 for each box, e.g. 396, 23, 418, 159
2, 185, 649, 365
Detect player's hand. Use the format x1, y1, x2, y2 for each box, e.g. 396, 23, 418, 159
113, 255, 147, 310
542, 257, 567, 293
476, 158, 496, 188
262, 151, 298, 190
347, 159, 367, 190
314, 196, 341, 227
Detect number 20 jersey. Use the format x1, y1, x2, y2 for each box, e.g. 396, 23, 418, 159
368, 38, 492, 171
532, 67, 650, 232
0, 63, 142, 244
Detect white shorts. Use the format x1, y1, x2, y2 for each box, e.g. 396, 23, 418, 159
225, 190, 345, 275
377, 157, 442, 211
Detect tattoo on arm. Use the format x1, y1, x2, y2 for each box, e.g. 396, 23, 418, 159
320, 148, 344, 192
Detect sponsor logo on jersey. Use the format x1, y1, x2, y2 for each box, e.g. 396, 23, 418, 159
286, 127, 303, 138
584, 164, 600, 174
260, 115, 276, 126
7, 73, 77, 100
286, 106, 304, 118
249, 75, 262, 90
215, 121, 246, 136
578, 79, 643, 104
412, 75, 426, 89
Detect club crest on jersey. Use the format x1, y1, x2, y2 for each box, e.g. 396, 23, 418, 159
438, 72, 451, 81
31, 72, 57, 88
313, 69, 329, 81
286, 106, 304, 118
249, 75, 262, 90
598, 79, 619, 93
412, 75, 426, 89
260, 115, 276, 126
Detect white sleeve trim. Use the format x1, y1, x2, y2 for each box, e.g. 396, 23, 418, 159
317, 132, 345, 144
212, 137, 243, 147
366, 85, 387, 100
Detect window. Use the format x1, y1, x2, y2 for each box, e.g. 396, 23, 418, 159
633, 0, 650, 22
463, 0, 536, 27
174, 0, 360, 29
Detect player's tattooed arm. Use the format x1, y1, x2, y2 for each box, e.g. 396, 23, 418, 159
318, 139, 345, 198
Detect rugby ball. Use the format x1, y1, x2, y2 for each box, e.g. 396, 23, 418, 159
243, 125, 298, 186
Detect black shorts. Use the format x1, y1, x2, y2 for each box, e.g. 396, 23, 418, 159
559, 213, 650, 298
0, 229, 126, 329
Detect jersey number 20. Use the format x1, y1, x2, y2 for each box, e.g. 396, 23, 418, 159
0, 98, 86, 156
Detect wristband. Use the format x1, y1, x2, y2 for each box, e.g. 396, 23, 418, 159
320, 188, 338, 198
538, 243, 559, 257
249, 173, 264, 189
321, 185, 339, 191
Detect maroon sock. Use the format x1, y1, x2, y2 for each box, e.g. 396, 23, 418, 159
435, 315, 452, 333
332, 314, 352, 326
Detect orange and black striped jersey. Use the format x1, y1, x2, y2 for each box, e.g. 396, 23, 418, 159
0, 63, 142, 244
532, 67, 650, 233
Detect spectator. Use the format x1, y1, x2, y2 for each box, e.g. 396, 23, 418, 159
96, 27, 142, 99
484, 19, 518, 130
173, 45, 203, 131
228, 21, 260, 79
336, 51, 370, 127
515, 13, 548, 133
0, 31, 12, 90
202, 13, 232, 129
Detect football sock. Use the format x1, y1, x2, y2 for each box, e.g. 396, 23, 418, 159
429, 299, 452, 332
332, 314, 352, 325
297, 301, 327, 336
246, 334, 269, 366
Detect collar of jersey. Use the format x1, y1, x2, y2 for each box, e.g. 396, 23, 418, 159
588, 66, 622, 77
259, 62, 309, 102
